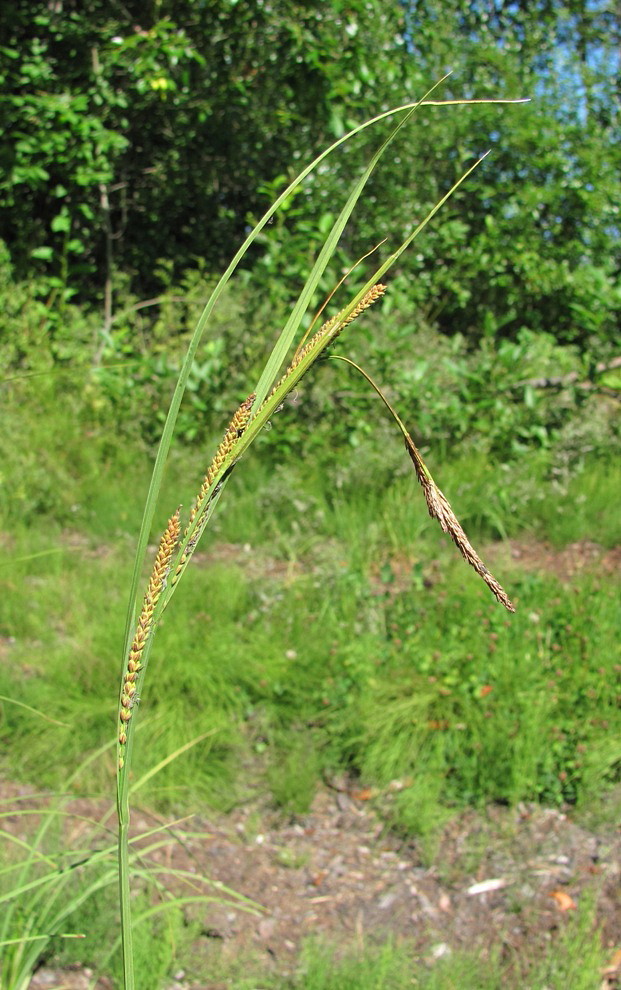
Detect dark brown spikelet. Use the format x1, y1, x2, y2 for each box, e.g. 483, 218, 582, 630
404, 435, 515, 612
118, 508, 181, 766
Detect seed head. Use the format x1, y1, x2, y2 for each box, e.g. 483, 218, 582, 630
118, 508, 181, 753
186, 393, 256, 531
404, 435, 515, 612
263, 284, 387, 407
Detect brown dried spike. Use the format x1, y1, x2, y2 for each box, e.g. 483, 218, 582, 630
404, 435, 515, 612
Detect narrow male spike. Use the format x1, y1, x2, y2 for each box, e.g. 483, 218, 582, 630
169, 394, 256, 593
338, 282, 388, 330
186, 392, 256, 530
295, 283, 387, 367
262, 284, 388, 409
404, 435, 515, 612
118, 508, 181, 755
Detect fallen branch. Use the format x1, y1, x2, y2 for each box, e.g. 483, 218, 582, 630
514, 356, 621, 397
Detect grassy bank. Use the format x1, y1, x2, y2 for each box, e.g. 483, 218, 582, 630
1, 283, 619, 987
1, 449, 619, 832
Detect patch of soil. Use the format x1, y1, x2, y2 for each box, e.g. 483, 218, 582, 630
494, 538, 621, 584
5, 780, 618, 990
197, 536, 621, 599
161, 791, 621, 988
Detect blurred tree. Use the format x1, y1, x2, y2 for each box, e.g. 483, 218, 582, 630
389, 0, 621, 346
0, 0, 618, 348
0, 0, 411, 300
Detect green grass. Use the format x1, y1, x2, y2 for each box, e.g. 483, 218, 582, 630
55, 886, 192, 990
532, 456, 621, 548
164, 911, 607, 989
1, 451, 619, 829
28, 892, 608, 989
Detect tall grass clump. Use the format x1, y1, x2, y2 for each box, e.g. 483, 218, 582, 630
114, 80, 527, 987
0, 742, 250, 990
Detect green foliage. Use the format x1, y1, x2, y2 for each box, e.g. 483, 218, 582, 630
299, 318, 620, 466
0, 0, 409, 299
0, 763, 118, 990
523, 892, 605, 990
85, 267, 265, 446
376, 2, 621, 351
266, 731, 320, 815
326, 560, 620, 823
0, 370, 149, 530
1, 2, 619, 354
115, 895, 188, 990
52, 881, 123, 978
295, 938, 417, 989
0, 12, 128, 289
2, 259, 618, 825
533, 456, 621, 548
245, 913, 604, 989
0, 776, 237, 989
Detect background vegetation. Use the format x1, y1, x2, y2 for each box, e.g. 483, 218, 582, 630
0, 0, 619, 986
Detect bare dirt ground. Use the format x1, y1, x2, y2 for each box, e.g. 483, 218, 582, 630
154, 789, 621, 989
492, 537, 621, 583
15, 784, 621, 990
8, 538, 621, 989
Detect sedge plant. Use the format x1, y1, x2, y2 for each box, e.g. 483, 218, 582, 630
116, 78, 526, 987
